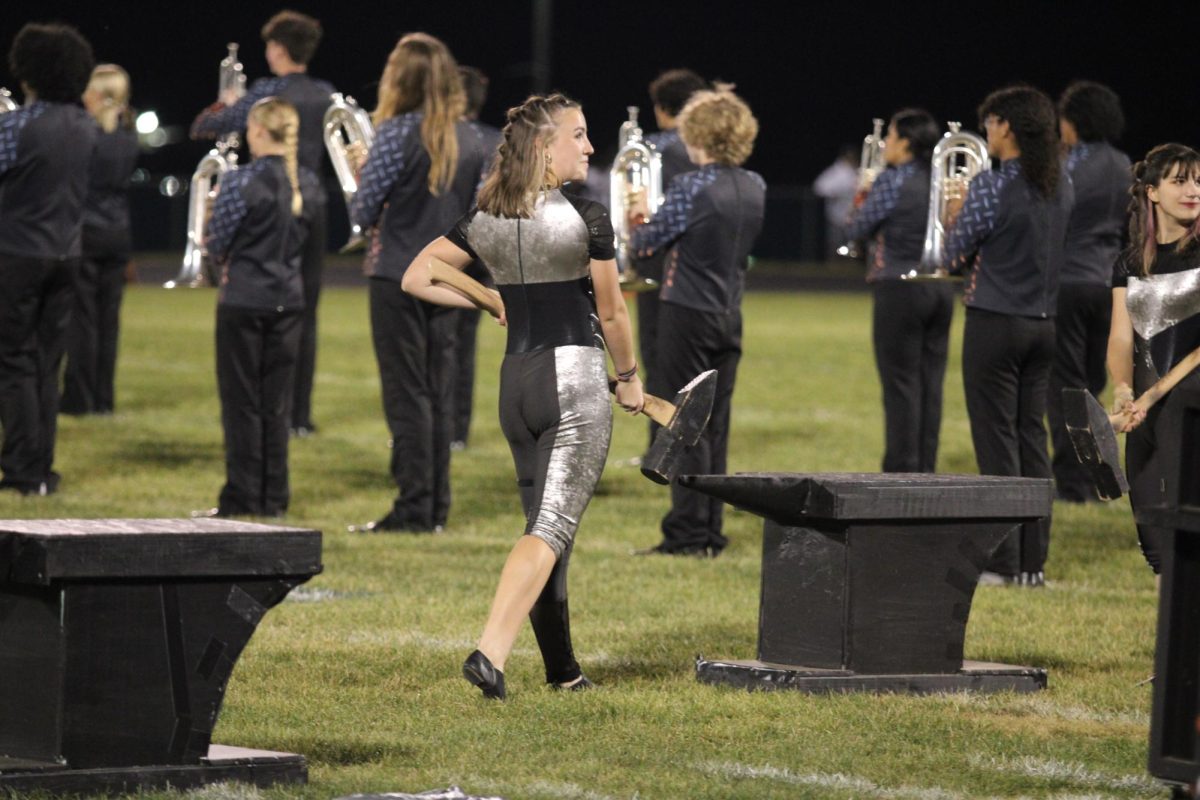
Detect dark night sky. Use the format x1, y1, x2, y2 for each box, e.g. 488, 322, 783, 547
3, 1, 1200, 187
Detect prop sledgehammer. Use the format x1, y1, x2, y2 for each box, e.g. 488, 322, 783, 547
426, 258, 716, 484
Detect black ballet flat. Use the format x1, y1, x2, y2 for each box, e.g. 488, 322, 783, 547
550, 675, 594, 692
462, 650, 506, 700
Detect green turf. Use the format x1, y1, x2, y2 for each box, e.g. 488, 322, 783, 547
0, 285, 1164, 799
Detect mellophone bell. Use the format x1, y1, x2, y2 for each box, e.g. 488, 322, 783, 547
0, 87, 17, 113
609, 106, 661, 292
166, 44, 246, 289
323, 92, 375, 252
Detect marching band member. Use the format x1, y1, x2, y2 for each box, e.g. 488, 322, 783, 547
844, 109, 951, 473
630, 86, 766, 557
191, 10, 334, 437
402, 93, 643, 698
945, 86, 1074, 587
350, 33, 492, 533
1048, 81, 1131, 502
61, 64, 139, 416
1107, 143, 1200, 575
0, 23, 95, 496
202, 97, 324, 517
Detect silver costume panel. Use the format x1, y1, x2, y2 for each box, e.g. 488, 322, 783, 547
527, 346, 612, 556
1127, 266, 1200, 339
466, 190, 591, 285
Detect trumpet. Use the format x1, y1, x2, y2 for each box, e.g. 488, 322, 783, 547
0, 87, 17, 113
609, 106, 661, 293
837, 118, 886, 259
167, 43, 246, 289
324, 93, 375, 253
904, 122, 990, 281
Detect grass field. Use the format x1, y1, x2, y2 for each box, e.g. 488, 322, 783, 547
0, 283, 1166, 799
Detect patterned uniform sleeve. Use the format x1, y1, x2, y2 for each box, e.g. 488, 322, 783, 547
0, 105, 43, 179
350, 117, 415, 230
204, 170, 252, 261
630, 171, 704, 256
444, 209, 480, 261
945, 171, 1002, 274
845, 168, 903, 241
190, 78, 276, 139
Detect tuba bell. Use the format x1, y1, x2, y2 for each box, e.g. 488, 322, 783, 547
0, 87, 17, 114
609, 106, 661, 293
167, 43, 246, 289
323, 93, 376, 253
836, 118, 886, 259
903, 121, 990, 281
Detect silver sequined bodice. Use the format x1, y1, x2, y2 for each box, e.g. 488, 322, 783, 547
466, 190, 592, 285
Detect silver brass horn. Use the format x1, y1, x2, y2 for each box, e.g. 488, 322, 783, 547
609, 106, 661, 292
167, 43, 246, 289
904, 121, 990, 281
837, 117, 886, 259
0, 87, 17, 114
324, 92, 375, 253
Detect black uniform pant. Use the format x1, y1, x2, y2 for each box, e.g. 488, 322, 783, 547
62, 253, 127, 414
291, 202, 327, 430
451, 260, 490, 445
1047, 282, 1111, 501
369, 277, 457, 529
962, 308, 1055, 575
0, 254, 75, 491
215, 305, 302, 516
655, 302, 741, 553
871, 280, 954, 473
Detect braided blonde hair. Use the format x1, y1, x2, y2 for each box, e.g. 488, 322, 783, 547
476, 93, 579, 218
249, 96, 303, 216
374, 32, 464, 196
86, 64, 131, 134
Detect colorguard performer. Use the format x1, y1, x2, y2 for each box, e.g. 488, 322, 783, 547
945, 86, 1074, 586
350, 33, 492, 533
200, 97, 324, 517
629, 86, 766, 557
402, 93, 644, 698
191, 10, 334, 437
1107, 144, 1200, 575
0, 23, 96, 495
844, 109, 952, 473
1048, 81, 1131, 502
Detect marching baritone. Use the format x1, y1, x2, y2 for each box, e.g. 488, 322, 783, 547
191, 10, 334, 438
844, 109, 952, 473
0, 23, 96, 496
629, 86, 766, 558
1048, 81, 1131, 503
944, 86, 1074, 587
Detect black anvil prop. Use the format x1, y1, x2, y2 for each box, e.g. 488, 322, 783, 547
680, 472, 1052, 694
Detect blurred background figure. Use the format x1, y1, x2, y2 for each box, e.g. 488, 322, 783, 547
813, 143, 859, 260
61, 64, 140, 416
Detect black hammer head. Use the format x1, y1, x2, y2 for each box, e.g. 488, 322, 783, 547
641, 370, 717, 485
1062, 388, 1129, 501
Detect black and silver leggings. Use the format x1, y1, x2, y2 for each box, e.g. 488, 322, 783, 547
499, 344, 612, 683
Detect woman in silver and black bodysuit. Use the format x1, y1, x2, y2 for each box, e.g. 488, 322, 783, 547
403, 93, 644, 699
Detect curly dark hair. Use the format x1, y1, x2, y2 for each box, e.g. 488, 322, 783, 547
648, 68, 707, 117
1058, 80, 1124, 144
261, 10, 322, 65
7, 22, 93, 103
890, 108, 940, 162
1127, 143, 1200, 276
978, 85, 1061, 198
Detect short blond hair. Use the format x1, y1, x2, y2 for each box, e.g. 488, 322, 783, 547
678, 87, 758, 167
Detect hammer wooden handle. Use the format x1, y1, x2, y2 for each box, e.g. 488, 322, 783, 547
427, 258, 675, 427
1110, 343, 1200, 426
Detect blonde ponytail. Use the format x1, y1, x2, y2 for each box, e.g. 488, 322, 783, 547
249, 96, 303, 216
86, 64, 131, 134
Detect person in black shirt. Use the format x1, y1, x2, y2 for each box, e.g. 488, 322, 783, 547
191, 10, 334, 437
1107, 143, 1200, 574
61, 64, 139, 416
629, 87, 766, 557
350, 33, 492, 533
1048, 81, 1131, 502
845, 108, 951, 473
202, 97, 324, 518
945, 86, 1074, 587
402, 94, 644, 698
0, 23, 95, 496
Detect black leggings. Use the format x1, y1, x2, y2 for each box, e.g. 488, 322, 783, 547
499, 345, 611, 683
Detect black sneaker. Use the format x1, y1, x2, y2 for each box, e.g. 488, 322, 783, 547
348, 512, 438, 534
